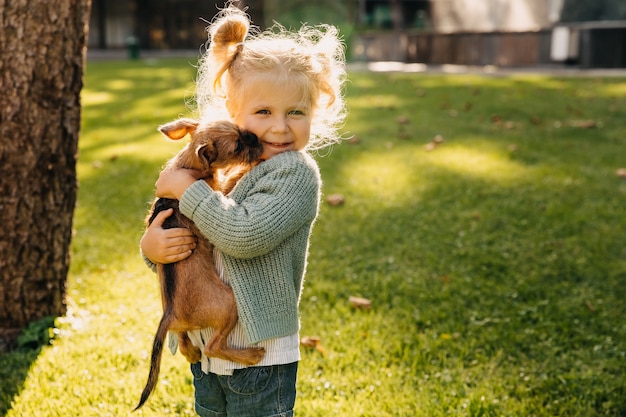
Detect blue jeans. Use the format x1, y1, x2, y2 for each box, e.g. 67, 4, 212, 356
191, 361, 298, 417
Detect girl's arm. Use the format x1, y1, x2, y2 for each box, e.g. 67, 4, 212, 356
179, 154, 320, 259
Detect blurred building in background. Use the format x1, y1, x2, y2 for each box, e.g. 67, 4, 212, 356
88, 0, 626, 68
88, 0, 264, 50
353, 0, 626, 68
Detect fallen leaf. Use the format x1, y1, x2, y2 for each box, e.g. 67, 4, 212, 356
568, 120, 596, 128
424, 135, 444, 151
616, 168, 626, 179
565, 104, 584, 116
349, 296, 372, 309
300, 335, 321, 348
396, 116, 410, 125
300, 336, 326, 356
326, 194, 345, 206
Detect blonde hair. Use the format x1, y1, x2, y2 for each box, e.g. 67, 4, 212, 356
196, 3, 347, 150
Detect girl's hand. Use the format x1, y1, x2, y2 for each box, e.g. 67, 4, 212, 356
155, 168, 200, 200
140, 208, 197, 264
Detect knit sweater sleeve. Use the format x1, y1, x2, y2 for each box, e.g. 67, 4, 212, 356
178, 151, 320, 259
141, 250, 158, 273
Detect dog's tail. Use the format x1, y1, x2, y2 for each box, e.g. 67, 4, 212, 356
134, 311, 172, 411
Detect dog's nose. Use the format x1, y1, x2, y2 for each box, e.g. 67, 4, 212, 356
241, 131, 259, 146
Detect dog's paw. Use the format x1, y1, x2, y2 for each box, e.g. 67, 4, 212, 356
180, 345, 203, 363
244, 347, 266, 365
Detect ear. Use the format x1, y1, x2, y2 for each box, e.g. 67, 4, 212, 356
158, 118, 199, 140
196, 141, 217, 166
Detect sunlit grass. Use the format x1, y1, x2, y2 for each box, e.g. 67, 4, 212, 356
424, 145, 529, 182
1, 60, 625, 417
598, 79, 626, 97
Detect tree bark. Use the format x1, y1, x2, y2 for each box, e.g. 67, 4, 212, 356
0, 0, 91, 349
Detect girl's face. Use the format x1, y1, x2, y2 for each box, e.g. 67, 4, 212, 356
231, 80, 312, 160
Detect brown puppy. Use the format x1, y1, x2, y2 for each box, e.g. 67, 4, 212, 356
135, 118, 265, 411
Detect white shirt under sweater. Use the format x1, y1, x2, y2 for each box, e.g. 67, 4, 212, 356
185, 248, 300, 376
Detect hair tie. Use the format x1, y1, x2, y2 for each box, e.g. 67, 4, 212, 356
234, 42, 244, 56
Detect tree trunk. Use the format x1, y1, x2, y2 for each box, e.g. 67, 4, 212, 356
0, 0, 91, 349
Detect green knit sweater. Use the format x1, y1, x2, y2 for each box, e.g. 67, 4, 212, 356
178, 150, 321, 344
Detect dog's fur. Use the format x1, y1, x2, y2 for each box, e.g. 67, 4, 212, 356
135, 118, 265, 411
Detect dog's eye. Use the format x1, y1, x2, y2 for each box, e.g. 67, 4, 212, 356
235, 140, 243, 153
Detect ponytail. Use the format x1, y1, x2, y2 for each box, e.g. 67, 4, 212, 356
206, 8, 250, 95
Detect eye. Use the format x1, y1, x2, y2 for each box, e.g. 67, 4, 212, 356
255, 109, 270, 115
288, 109, 305, 116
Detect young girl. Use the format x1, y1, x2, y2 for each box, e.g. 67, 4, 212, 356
140, 3, 346, 416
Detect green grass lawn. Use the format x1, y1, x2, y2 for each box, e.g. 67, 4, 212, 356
1, 58, 626, 416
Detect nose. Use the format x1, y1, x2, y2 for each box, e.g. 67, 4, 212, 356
271, 116, 288, 133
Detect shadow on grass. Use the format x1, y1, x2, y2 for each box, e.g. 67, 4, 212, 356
0, 350, 38, 416
0, 317, 57, 416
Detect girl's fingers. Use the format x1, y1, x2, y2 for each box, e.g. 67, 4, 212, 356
165, 250, 193, 263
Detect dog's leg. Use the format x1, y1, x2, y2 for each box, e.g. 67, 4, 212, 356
178, 331, 202, 363
203, 314, 265, 366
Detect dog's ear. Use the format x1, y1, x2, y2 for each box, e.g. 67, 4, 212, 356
158, 118, 199, 140
196, 141, 217, 167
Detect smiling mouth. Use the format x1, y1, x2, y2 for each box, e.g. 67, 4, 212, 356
265, 141, 291, 148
